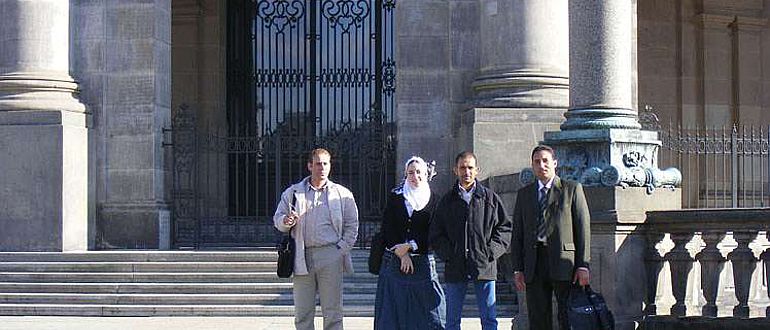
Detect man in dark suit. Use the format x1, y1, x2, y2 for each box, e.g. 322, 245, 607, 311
512, 145, 590, 330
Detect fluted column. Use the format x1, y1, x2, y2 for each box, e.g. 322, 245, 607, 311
0, 0, 88, 251
561, 0, 640, 130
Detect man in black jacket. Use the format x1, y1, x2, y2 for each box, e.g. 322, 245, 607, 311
430, 151, 512, 330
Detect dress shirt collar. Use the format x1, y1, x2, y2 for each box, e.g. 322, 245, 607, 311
458, 181, 476, 204
537, 176, 555, 192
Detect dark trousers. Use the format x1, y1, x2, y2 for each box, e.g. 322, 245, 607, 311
526, 244, 571, 330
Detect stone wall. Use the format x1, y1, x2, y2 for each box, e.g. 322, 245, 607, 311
638, 0, 770, 127
72, 0, 172, 249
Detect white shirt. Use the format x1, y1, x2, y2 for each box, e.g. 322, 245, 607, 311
537, 177, 555, 200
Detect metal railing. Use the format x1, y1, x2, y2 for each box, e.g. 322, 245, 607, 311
658, 123, 770, 208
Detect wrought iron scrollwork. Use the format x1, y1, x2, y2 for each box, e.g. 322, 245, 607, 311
255, 0, 306, 34
321, 0, 371, 33
255, 69, 306, 87
382, 58, 396, 95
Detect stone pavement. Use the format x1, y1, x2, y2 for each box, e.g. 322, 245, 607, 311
0, 316, 514, 330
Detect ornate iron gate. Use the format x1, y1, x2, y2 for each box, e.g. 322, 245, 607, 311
171, 0, 396, 248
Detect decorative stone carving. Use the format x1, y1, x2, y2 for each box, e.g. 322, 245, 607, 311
519, 149, 682, 194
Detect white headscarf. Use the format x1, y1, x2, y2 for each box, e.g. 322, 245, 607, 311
401, 156, 431, 212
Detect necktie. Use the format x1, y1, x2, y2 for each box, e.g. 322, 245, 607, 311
537, 186, 549, 240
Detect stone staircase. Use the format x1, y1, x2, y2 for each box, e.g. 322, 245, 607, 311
0, 249, 516, 316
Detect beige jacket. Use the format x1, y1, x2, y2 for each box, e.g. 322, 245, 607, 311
273, 177, 359, 276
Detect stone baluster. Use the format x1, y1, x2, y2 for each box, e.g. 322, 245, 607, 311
696, 231, 727, 317
667, 232, 695, 316
644, 231, 666, 316
729, 230, 759, 317
762, 232, 770, 317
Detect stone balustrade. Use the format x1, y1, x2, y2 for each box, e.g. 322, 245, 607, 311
645, 209, 770, 318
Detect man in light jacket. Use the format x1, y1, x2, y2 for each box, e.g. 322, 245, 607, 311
274, 148, 359, 330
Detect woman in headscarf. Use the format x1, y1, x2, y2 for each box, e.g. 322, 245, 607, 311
374, 156, 446, 329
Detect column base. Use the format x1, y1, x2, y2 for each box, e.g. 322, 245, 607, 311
97, 203, 170, 250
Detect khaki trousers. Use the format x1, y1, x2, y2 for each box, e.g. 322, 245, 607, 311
293, 245, 345, 330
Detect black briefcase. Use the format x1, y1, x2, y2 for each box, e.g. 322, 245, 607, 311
567, 285, 615, 330
277, 234, 295, 278
368, 231, 385, 275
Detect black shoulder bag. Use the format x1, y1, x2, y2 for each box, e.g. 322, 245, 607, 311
276, 193, 296, 278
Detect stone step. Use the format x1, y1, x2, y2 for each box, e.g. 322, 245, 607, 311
0, 304, 374, 317
0, 282, 371, 294
0, 250, 517, 318
0, 303, 515, 317
0, 291, 515, 305
0, 281, 513, 295
0, 250, 415, 263
0, 251, 279, 263
0, 293, 379, 305
0, 272, 384, 283
0, 262, 276, 273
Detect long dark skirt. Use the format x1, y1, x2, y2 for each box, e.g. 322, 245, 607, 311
374, 251, 446, 330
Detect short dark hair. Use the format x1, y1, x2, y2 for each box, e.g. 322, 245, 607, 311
455, 151, 477, 166
531, 145, 556, 160
307, 148, 331, 163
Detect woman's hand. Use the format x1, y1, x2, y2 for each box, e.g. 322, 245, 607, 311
399, 254, 414, 274
393, 243, 411, 258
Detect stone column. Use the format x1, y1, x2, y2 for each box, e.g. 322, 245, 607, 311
0, 0, 89, 251
539, 1, 682, 329
560, 0, 639, 130
458, 0, 569, 179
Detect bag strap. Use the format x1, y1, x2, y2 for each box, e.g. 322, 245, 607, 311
285, 192, 297, 237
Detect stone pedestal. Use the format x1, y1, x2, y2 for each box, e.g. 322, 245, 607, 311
0, 0, 89, 251
459, 108, 564, 180
587, 187, 681, 330
543, 129, 669, 188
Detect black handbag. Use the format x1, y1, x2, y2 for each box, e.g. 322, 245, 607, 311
276, 233, 295, 278
276, 193, 297, 278
368, 231, 385, 275
567, 285, 615, 330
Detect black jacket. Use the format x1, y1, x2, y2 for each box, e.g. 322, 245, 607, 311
429, 181, 512, 282
381, 191, 439, 254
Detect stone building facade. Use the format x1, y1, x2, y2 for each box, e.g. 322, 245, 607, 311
0, 0, 768, 252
